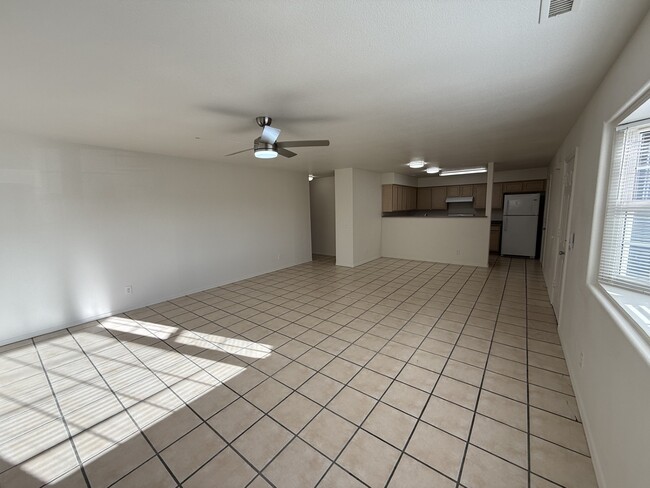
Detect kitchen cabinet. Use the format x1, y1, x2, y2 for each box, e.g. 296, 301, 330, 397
446, 186, 460, 197
407, 186, 417, 210
492, 183, 503, 209
417, 187, 431, 210
473, 184, 487, 209
382, 184, 417, 212
503, 181, 523, 193
382, 185, 394, 212
523, 180, 546, 192
489, 223, 501, 253
384, 179, 545, 213
431, 187, 447, 210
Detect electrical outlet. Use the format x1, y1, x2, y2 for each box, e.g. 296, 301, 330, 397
276, 254, 281, 261
456, 249, 461, 255
125, 285, 133, 295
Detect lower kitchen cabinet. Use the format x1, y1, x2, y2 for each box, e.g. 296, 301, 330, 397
489, 223, 501, 253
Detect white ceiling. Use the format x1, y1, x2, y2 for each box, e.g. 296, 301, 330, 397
1, 1, 648, 175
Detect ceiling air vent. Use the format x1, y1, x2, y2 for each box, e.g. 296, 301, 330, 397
548, 0, 574, 18
539, 0, 579, 22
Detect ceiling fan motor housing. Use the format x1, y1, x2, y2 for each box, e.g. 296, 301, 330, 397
256, 116, 272, 127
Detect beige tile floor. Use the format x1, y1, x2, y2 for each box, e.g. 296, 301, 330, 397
0, 256, 598, 488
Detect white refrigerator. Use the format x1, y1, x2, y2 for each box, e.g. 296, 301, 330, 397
501, 193, 540, 258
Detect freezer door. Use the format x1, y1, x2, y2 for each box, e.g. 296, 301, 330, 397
501, 215, 538, 257
504, 193, 540, 216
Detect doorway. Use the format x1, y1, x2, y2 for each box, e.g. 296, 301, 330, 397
551, 150, 577, 318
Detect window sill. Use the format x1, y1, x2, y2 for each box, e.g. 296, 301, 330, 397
598, 284, 650, 341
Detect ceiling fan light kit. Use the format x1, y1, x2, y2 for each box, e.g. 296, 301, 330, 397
226, 115, 330, 159
408, 160, 425, 169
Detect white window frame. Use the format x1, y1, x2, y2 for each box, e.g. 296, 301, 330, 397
590, 88, 650, 344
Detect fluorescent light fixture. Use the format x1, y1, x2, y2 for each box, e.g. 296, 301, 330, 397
425, 167, 440, 174
254, 148, 278, 159
439, 167, 487, 176
308, 174, 314, 182
408, 160, 425, 169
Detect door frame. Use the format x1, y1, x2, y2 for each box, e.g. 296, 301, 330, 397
551, 148, 578, 322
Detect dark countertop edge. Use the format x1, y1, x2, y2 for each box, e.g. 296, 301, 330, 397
382, 215, 488, 219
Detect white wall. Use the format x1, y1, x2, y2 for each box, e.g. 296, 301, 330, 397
309, 176, 336, 256
381, 217, 490, 267
335, 169, 354, 267
0, 131, 312, 345
381, 172, 418, 186
353, 169, 382, 266
541, 11, 650, 488
335, 168, 381, 267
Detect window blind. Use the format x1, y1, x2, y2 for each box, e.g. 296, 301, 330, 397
599, 121, 650, 294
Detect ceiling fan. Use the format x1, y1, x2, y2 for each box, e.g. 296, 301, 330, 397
225, 116, 330, 159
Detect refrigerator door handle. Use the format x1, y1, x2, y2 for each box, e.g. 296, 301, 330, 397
503, 217, 507, 232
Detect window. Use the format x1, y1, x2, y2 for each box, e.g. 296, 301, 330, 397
599, 121, 650, 294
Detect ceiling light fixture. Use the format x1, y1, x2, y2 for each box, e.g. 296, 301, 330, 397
439, 167, 487, 176
408, 160, 425, 169
425, 167, 440, 174
254, 148, 278, 159
308, 174, 314, 182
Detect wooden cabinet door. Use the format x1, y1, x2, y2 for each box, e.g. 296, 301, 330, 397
417, 187, 431, 210
503, 181, 523, 193
492, 183, 503, 209
460, 185, 473, 197
473, 184, 487, 209
410, 187, 417, 209
446, 185, 460, 197
431, 187, 447, 209
392, 185, 399, 211
382, 185, 394, 212
523, 180, 546, 192
489, 227, 501, 252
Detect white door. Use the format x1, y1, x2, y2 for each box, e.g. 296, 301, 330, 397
551, 154, 576, 316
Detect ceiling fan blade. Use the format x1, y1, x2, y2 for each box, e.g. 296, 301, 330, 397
276, 140, 330, 148
225, 148, 253, 156
260, 126, 281, 144
277, 147, 298, 158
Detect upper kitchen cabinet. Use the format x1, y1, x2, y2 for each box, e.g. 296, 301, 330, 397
473, 184, 487, 209
492, 183, 503, 209
523, 180, 546, 192
382, 185, 394, 212
503, 181, 523, 193
382, 184, 417, 212
446, 186, 460, 197
431, 187, 447, 209
417, 187, 432, 210
460, 185, 473, 197
502, 180, 546, 194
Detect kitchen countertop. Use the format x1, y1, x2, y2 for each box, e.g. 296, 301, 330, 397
383, 210, 487, 218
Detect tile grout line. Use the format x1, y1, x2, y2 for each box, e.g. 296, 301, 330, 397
63, 330, 183, 487
382, 258, 507, 488
311, 263, 481, 487
30, 337, 92, 488
453, 258, 512, 488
